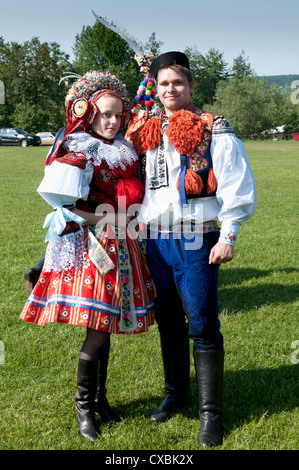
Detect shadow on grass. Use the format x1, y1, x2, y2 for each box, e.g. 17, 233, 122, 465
219, 266, 299, 287
211, 364, 298, 433
113, 363, 298, 438
218, 267, 299, 312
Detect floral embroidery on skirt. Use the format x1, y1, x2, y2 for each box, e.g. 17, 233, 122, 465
20, 225, 155, 334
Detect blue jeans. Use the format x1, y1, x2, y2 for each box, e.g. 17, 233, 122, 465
147, 231, 223, 351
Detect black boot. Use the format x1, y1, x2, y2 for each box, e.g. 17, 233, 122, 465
94, 337, 122, 424
75, 358, 98, 442
150, 335, 190, 423
194, 349, 224, 448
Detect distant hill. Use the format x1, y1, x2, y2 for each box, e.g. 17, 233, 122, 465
256, 74, 299, 94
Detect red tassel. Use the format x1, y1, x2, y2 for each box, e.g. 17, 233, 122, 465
184, 169, 204, 196
167, 110, 206, 156
207, 168, 217, 194
130, 118, 162, 155
116, 177, 145, 210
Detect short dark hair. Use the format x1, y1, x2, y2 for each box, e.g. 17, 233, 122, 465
156, 64, 194, 87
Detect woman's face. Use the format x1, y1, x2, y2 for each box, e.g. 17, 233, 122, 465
92, 94, 123, 139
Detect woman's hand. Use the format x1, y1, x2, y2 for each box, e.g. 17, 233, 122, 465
70, 208, 132, 229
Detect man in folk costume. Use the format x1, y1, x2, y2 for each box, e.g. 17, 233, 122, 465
127, 51, 257, 448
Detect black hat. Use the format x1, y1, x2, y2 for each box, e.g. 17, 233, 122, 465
150, 51, 190, 79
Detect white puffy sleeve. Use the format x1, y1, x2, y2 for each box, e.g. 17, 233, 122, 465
37, 159, 93, 208
37, 155, 94, 241
211, 117, 257, 245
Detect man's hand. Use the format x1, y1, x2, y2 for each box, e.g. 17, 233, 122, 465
209, 242, 234, 264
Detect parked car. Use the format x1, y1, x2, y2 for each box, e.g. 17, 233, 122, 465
36, 132, 56, 146
0, 128, 41, 147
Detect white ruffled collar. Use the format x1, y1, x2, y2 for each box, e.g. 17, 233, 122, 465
62, 132, 139, 170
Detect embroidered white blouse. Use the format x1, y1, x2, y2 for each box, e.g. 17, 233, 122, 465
38, 132, 139, 210
138, 124, 257, 245
36, 132, 139, 273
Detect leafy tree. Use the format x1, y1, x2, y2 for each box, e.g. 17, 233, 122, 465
0, 36, 70, 132
0, 37, 27, 127
144, 32, 164, 58
72, 20, 141, 99
283, 104, 299, 134
213, 75, 297, 135
73, 20, 133, 73
0, 21, 164, 133
185, 46, 229, 107
72, 19, 165, 101
230, 50, 254, 79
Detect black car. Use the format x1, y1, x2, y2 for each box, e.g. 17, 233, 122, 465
0, 128, 41, 147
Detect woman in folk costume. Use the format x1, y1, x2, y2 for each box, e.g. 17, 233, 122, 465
20, 71, 155, 441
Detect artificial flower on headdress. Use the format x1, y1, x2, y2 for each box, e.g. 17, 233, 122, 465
66, 70, 130, 111
65, 70, 132, 134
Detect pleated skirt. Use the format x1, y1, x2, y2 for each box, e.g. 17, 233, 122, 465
20, 225, 155, 334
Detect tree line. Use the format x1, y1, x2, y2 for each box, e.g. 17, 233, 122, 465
0, 20, 298, 135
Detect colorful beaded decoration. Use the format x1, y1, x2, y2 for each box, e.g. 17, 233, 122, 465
131, 54, 157, 116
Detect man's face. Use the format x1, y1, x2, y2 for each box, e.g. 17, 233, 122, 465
156, 67, 194, 116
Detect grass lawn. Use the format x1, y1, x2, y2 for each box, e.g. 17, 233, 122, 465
0, 141, 298, 451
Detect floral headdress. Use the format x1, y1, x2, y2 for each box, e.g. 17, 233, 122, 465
66, 70, 130, 109
64, 70, 131, 130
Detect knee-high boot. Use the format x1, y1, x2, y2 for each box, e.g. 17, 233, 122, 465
24, 255, 45, 285
24, 255, 45, 294
194, 349, 224, 448
75, 358, 98, 441
150, 335, 190, 423
94, 337, 121, 424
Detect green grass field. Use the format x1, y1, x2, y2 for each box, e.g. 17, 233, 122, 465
0, 141, 298, 451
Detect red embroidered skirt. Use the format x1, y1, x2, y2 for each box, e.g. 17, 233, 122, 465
20, 226, 155, 334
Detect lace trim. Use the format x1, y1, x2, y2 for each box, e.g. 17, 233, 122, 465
62, 132, 139, 170
43, 228, 91, 273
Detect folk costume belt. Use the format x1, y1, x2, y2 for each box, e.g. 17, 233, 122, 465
148, 220, 219, 234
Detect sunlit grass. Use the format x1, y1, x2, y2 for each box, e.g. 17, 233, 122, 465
0, 141, 298, 450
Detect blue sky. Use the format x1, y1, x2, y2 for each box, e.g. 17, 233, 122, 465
1, 0, 298, 76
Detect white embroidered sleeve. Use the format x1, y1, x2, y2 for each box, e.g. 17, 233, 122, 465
211, 126, 257, 245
